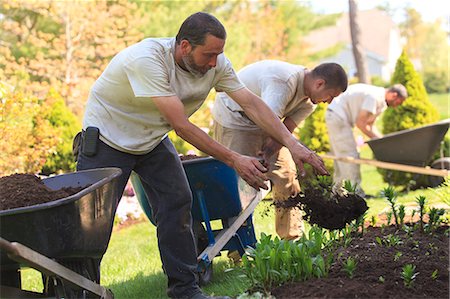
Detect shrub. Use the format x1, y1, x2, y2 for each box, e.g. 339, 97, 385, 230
40, 89, 81, 175
298, 103, 334, 173
0, 83, 59, 175
379, 50, 439, 187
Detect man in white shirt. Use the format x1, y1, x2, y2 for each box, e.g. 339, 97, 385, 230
325, 83, 407, 197
77, 12, 330, 299
213, 60, 348, 241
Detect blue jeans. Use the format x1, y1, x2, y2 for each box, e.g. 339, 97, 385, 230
77, 136, 200, 298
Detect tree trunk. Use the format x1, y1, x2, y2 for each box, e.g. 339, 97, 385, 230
349, 0, 371, 83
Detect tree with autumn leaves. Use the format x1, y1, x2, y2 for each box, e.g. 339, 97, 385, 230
1, 1, 338, 176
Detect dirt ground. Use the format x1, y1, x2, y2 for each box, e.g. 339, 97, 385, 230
271, 224, 449, 298
0, 173, 85, 210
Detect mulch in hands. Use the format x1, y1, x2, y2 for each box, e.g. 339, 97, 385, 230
271, 224, 449, 298
0, 173, 85, 211
276, 184, 368, 230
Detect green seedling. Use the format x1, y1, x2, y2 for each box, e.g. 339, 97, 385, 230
382, 186, 399, 227
375, 236, 382, 246
398, 204, 405, 227
416, 195, 426, 232
394, 251, 402, 262
425, 208, 445, 233
410, 209, 416, 225
431, 269, 438, 280
401, 264, 419, 287
386, 212, 393, 226
342, 180, 358, 194
342, 257, 357, 278
378, 276, 385, 283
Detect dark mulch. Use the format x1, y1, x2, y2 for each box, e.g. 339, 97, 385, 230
0, 173, 85, 211
276, 188, 368, 230
271, 225, 449, 298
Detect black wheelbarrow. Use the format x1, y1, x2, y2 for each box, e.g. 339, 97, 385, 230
366, 119, 450, 186
0, 167, 122, 298
322, 119, 450, 185
131, 157, 259, 285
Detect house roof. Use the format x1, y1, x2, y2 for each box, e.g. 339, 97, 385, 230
304, 9, 398, 60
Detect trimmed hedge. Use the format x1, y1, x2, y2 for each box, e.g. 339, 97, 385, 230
379, 50, 439, 188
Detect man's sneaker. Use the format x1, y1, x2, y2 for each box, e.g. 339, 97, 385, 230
189, 291, 231, 299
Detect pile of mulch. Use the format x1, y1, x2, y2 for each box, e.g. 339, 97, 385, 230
0, 174, 85, 211
271, 224, 449, 298
276, 187, 368, 230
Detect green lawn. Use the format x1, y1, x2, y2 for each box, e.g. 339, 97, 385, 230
429, 92, 449, 120
20, 92, 449, 298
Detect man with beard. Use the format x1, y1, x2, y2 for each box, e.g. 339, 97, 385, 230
212, 60, 347, 248
77, 12, 329, 299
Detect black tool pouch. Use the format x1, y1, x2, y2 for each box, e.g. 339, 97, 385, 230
81, 127, 99, 157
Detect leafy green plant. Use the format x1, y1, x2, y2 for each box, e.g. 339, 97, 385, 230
398, 204, 406, 227
342, 257, 357, 279
416, 195, 427, 232
241, 228, 331, 293
382, 186, 399, 227
431, 269, 438, 280
401, 264, 419, 287
425, 208, 445, 233
380, 49, 439, 188
378, 276, 385, 283
428, 178, 450, 207
386, 212, 393, 226
410, 209, 416, 225
342, 180, 358, 194
394, 251, 403, 262
381, 234, 403, 247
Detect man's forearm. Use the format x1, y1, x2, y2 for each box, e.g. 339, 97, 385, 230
174, 122, 239, 166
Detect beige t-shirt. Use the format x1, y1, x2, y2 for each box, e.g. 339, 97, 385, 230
328, 83, 387, 126
83, 37, 244, 154
212, 60, 315, 130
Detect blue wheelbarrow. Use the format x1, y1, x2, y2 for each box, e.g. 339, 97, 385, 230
130, 157, 260, 284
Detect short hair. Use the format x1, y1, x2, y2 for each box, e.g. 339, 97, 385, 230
311, 63, 348, 92
388, 84, 408, 99
176, 12, 226, 47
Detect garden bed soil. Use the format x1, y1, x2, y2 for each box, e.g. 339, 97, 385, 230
0, 173, 85, 211
271, 225, 449, 298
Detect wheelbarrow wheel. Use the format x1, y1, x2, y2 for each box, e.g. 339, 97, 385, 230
43, 258, 101, 299
193, 221, 214, 285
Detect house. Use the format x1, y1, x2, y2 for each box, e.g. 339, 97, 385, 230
304, 9, 404, 82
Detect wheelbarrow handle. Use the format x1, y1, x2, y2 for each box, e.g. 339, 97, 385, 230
0, 237, 113, 299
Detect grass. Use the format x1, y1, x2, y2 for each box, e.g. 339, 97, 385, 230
20, 93, 449, 297
429, 93, 449, 120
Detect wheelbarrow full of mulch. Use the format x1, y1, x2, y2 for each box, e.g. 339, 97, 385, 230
131, 156, 259, 285
0, 167, 122, 299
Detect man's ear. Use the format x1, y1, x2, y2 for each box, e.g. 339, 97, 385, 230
315, 78, 326, 89
179, 39, 192, 55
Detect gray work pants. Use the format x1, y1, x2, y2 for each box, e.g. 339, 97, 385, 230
77, 136, 200, 298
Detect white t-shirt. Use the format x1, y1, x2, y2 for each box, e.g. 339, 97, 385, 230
83, 37, 244, 154
212, 60, 315, 130
327, 83, 387, 126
